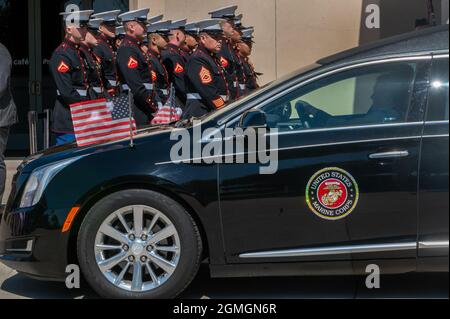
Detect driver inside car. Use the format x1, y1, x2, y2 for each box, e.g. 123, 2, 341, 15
296, 66, 415, 129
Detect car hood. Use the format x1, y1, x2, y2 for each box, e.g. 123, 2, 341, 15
20, 124, 177, 173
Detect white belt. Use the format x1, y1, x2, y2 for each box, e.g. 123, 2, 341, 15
57, 89, 87, 97
233, 81, 238, 88
92, 87, 102, 94
187, 93, 201, 100
187, 93, 228, 101
160, 89, 169, 95
122, 83, 153, 91
239, 84, 246, 90
108, 80, 118, 86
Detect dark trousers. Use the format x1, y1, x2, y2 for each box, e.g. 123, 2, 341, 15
0, 126, 9, 203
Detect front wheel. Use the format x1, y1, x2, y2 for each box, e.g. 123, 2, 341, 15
77, 189, 203, 299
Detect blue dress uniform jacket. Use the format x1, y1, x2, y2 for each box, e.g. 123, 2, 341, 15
217, 40, 243, 100
92, 34, 119, 95
161, 43, 187, 107
117, 35, 158, 127
147, 49, 170, 105
49, 39, 91, 133
80, 44, 105, 100
183, 45, 229, 119
242, 57, 259, 93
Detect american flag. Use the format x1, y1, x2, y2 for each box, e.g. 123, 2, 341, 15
151, 105, 182, 125
70, 95, 137, 147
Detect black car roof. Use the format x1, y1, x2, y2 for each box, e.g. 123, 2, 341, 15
318, 25, 449, 65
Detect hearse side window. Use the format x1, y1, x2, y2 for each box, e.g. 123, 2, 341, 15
261, 61, 418, 132
427, 58, 449, 121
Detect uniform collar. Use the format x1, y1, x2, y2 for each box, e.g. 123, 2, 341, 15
167, 43, 182, 52
80, 43, 92, 52
198, 44, 215, 57
124, 35, 143, 46
64, 38, 81, 50
99, 33, 114, 45
149, 48, 161, 58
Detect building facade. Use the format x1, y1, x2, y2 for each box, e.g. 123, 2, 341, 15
0, 0, 448, 154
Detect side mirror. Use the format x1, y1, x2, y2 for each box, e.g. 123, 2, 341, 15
238, 109, 268, 129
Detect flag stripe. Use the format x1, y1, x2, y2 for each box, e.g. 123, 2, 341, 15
74, 119, 137, 132
75, 122, 136, 135
71, 105, 109, 115
70, 98, 108, 108
70, 101, 110, 112
76, 123, 136, 138
73, 115, 113, 127
76, 127, 132, 141
72, 111, 111, 122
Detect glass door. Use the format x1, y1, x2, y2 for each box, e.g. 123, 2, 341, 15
0, 0, 33, 154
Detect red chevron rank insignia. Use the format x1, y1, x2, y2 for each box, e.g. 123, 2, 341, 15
57, 61, 70, 73
174, 62, 184, 73
220, 57, 229, 68
127, 57, 139, 69
199, 66, 213, 84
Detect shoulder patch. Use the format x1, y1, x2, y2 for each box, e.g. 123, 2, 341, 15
174, 62, 184, 73
220, 56, 229, 68
127, 57, 139, 69
199, 66, 213, 84
57, 61, 70, 73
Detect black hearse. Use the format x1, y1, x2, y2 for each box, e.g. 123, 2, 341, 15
0, 26, 448, 299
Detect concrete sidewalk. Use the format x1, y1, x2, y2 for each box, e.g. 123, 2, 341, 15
2, 159, 22, 205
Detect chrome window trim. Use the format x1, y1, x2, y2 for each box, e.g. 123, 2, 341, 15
239, 242, 417, 259
422, 134, 449, 138
268, 121, 425, 137
224, 55, 433, 128
433, 54, 449, 59
419, 241, 449, 250
424, 120, 450, 125
204, 121, 446, 143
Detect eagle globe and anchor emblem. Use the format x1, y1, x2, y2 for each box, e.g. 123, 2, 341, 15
306, 168, 360, 220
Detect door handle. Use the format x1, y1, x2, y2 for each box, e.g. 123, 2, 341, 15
369, 150, 410, 160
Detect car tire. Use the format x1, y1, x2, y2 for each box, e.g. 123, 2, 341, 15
77, 189, 203, 299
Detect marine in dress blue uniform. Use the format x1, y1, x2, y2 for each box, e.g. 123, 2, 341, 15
49, 10, 94, 145
147, 21, 172, 105
238, 27, 259, 94
83, 18, 106, 99
209, 6, 245, 100
91, 10, 121, 96
161, 19, 188, 108
116, 9, 159, 128
184, 21, 200, 55
183, 20, 230, 119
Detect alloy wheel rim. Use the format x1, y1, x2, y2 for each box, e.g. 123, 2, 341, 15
94, 205, 181, 292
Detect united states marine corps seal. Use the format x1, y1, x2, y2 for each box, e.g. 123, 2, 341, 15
306, 167, 359, 220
